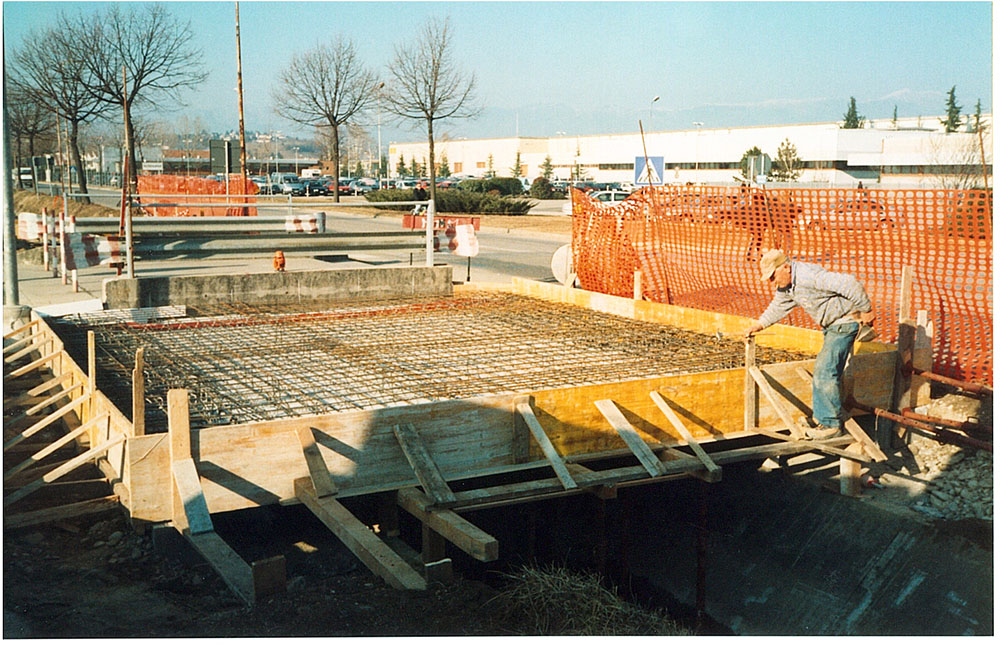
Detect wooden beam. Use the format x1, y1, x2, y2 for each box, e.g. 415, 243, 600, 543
295, 426, 337, 498
3, 495, 120, 530
747, 366, 807, 439
396, 487, 499, 562
132, 347, 145, 437
594, 399, 665, 477
4, 341, 47, 365
2, 317, 39, 339
3, 392, 91, 451
168, 388, 192, 532
745, 336, 758, 432
295, 477, 426, 591
392, 424, 457, 506
3, 434, 124, 508
649, 391, 722, 482
172, 458, 214, 535
6, 382, 84, 427
839, 442, 864, 497
4, 373, 73, 408
2, 331, 40, 357
186, 531, 254, 605
515, 402, 578, 490
4, 413, 109, 482
3, 350, 60, 382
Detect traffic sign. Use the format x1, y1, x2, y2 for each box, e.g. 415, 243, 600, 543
635, 156, 664, 185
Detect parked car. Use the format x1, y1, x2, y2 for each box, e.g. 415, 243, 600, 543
277, 178, 305, 196
801, 196, 895, 231
589, 190, 631, 203
348, 178, 376, 195
301, 178, 329, 196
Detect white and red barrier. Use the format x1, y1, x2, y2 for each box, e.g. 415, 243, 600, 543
284, 211, 326, 233
16, 212, 54, 241
62, 233, 122, 270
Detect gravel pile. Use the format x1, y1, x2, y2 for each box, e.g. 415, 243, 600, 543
904, 393, 993, 522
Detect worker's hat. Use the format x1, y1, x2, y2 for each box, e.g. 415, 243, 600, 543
759, 249, 789, 282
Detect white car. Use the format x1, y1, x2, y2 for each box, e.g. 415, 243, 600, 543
589, 190, 631, 203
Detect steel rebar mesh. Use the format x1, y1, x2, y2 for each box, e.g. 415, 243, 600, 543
51, 291, 809, 431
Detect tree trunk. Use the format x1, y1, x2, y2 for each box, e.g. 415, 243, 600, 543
332, 125, 341, 203
15, 136, 23, 190
427, 120, 436, 206
29, 136, 38, 194
125, 111, 138, 196
68, 120, 91, 204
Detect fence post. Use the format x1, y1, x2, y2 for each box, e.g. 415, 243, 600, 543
425, 199, 435, 267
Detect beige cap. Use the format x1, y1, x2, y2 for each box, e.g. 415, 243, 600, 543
759, 249, 789, 282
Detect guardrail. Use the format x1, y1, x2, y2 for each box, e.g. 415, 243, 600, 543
55, 192, 437, 280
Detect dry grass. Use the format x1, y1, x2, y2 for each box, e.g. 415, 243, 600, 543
490, 564, 690, 636
13, 190, 118, 219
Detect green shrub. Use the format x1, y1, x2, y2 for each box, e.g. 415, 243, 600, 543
366, 186, 534, 214
364, 188, 418, 210
529, 177, 555, 199
458, 177, 524, 196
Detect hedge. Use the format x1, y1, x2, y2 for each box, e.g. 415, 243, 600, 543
365, 188, 535, 215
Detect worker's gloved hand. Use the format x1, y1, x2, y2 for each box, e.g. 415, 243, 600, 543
857, 310, 876, 325
743, 324, 762, 339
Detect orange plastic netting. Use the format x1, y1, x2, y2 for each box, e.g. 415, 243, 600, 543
571, 186, 993, 384
136, 175, 259, 217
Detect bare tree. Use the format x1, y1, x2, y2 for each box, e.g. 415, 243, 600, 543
384, 17, 480, 204
273, 37, 380, 201
926, 132, 992, 189
11, 15, 112, 202
6, 85, 56, 190
81, 4, 207, 192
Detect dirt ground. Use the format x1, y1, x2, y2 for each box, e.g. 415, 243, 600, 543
3, 500, 526, 638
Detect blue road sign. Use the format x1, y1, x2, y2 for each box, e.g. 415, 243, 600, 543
635, 156, 664, 185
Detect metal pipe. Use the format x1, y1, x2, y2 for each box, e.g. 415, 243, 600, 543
906, 365, 992, 396
851, 400, 992, 452
900, 408, 991, 436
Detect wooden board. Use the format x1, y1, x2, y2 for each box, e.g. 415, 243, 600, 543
649, 391, 722, 482
396, 487, 499, 562
392, 424, 457, 506
516, 402, 577, 489
296, 426, 337, 498
295, 477, 426, 591
594, 399, 665, 477
186, 531, 254, 605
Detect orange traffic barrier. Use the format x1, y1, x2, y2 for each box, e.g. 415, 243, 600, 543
136, 174, 259, 217
571, 186, 992, 383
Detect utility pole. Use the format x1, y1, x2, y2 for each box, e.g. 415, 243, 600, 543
235, 2, 249, 209
3, 70, 20, 306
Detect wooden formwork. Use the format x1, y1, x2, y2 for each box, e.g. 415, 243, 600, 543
6, 278, 899, 602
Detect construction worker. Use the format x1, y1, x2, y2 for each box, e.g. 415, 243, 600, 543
744, 249, 875, 439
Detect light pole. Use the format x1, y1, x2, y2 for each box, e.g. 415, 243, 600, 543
692, 121, 704, 182
294, 146, 299, 175
183, 139, 192, 176
649, 95, 660, 121
376, 82, 384, 185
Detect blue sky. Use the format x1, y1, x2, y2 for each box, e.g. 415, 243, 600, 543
3, 1, 993, 143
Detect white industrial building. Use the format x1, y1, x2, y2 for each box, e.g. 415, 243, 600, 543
388, 115, 992, 188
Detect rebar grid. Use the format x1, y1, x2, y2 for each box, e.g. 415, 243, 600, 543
51, 291, 809, 430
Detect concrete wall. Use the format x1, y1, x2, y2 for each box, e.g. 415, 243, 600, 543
103, 265, 453, 309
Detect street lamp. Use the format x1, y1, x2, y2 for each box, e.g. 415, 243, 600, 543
294, 146, 299, 175
650, 95, 660, 121
692, 121, 704, 181
376, 82, 385, 184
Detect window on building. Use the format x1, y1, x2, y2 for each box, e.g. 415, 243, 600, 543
476, 161, 485, 169
453, 162, 462, 173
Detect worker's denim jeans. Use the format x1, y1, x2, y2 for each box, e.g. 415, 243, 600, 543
812, 322, 859, 428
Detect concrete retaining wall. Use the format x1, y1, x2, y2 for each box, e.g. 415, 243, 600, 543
102, 265, 453, 309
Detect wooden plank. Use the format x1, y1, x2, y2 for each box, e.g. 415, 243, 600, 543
168, 389, 192, 532
745, 336, 758, 432
749, 426, 877, 465
186, 531, 254, 605
3, 434, 124, 508
3, 350, 60, 382
3, 332, 43, 356
295, 477, 426, 591
4, 373, 74, 408
4, 341, 47, 365
748, 366, 807, 439
3, 495, 120, 530
594, 399, 665, 477
392, 423, 457, 506
295, 426, 337, 498
172, 458, 214, 535
515, 402, 578, 490
2, 317, 39, 339
844, 418, 888, 462
3, 392, 91, 451
396, 487, 499, 562
7, 382, 84, 426
251, 555, 287, 599
649, 391, 722, 483
132, 347, 145, 437
840, 442, 864, 497
4, 413, 109, 481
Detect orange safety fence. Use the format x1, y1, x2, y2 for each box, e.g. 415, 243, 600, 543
571, 186, 993, 384
136, 175, 259, 217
